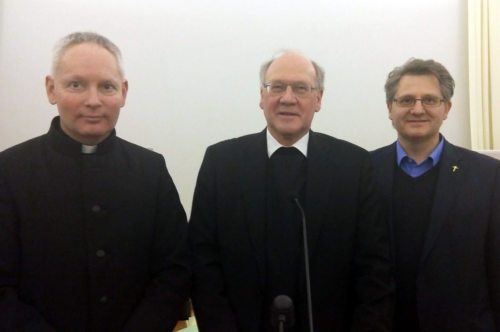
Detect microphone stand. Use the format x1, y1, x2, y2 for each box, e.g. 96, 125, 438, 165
293, 197, 314, 332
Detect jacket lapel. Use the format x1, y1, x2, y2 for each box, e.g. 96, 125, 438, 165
419, 141, 465, 267
241, 130, 269, 288
375, 143, 397, 213
373, 144, 397, 264
304, 132, 335, 257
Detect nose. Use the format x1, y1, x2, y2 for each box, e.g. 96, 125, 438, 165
84, 87, 102, 108
279, 86, 297, 104
410, 99, 425, 114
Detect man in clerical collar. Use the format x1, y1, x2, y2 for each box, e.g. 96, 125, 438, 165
371, 58, 500, 331
0, 32, 191, 331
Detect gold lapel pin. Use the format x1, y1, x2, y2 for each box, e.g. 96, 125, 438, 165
452, 165, 459, 172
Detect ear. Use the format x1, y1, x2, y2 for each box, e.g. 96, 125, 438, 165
45, 75, 57, 105
387, 102, 393, 119
120, 80, 129, 107
443, 100, 452, 120
259, 88, 265, 110
315, 90, 323, 113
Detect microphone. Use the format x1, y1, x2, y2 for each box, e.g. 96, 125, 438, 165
271, 295, 295, 332
291, 194, 314, 332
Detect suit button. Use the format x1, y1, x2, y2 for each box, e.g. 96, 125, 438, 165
99, 296, 108, 304
96, 249, 106, 258
91, 205, 101, 213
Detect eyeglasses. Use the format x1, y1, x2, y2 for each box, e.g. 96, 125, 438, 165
393, 95, 445, 108
263, 82, 318, 97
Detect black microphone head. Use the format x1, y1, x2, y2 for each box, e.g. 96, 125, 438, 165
270, 295, 295, 327
289, 191, 299, 203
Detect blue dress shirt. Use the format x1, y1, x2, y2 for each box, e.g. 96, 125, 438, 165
396, 137, 444, 178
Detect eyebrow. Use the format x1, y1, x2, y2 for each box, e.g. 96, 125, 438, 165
268, 80, 310, 84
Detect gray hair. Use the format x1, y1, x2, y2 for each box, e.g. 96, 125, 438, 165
384, 58, 454, 104
51, 32, 124, 78
259, 50, 325, 91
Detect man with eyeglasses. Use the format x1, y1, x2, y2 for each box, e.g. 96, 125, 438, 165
371, 58, 500, 331
189, 50, 393, 331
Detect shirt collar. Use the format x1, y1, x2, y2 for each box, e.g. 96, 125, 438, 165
81, 144, 98, 154
266, 129, 309, 158
396, 135, 444, 166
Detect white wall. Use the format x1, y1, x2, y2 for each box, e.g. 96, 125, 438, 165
0, 0, 469, 215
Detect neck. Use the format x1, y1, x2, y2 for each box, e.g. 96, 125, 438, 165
399, 135, 440, 164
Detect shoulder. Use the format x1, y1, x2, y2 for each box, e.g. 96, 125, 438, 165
0, 134, 46, 165
116, 137, 163, 159
208, 132, 262, 150
114, 137, 169, 172
310, 131, 369, 160
370, 143, 395, 162
444, 141, 500, 169
0, 136, 48, 185
203, 132, 264, 161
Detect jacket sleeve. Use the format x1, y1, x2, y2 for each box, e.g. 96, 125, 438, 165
351, 153, 395, 331
487, 163, 500, 327
0, 168, 56, 331
123, 156, 191, 331
188, 148, 239, 332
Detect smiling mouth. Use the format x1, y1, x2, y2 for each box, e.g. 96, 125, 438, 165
82, 116, 103, 122
278, 112, 298, 117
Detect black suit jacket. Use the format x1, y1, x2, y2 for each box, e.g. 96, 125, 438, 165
189, 130, 393, 331
0, 117, 191, 331
371, 140, 500, 331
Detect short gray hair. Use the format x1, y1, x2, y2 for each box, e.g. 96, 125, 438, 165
259, 50, 325, 91
51, 31, 124, 78
384, 58, 454, 104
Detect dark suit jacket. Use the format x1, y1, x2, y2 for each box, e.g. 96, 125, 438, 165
0, 117, 191, 332
189, 130, 393, 332
371, 140, 500, 331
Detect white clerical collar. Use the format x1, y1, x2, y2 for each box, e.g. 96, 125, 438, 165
266, 129, 309, 158
81, 144, 97, 154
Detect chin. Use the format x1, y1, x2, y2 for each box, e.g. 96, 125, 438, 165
277, 124, 302, 133
79, 130, 110, 140
403, 128, 428, 136
404, 134, 432, 142
81, 124, 110, 134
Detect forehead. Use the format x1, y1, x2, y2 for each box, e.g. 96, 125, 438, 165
396, 74, 441, 95
265, 53, 316, 83
56, 43, 121, 78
